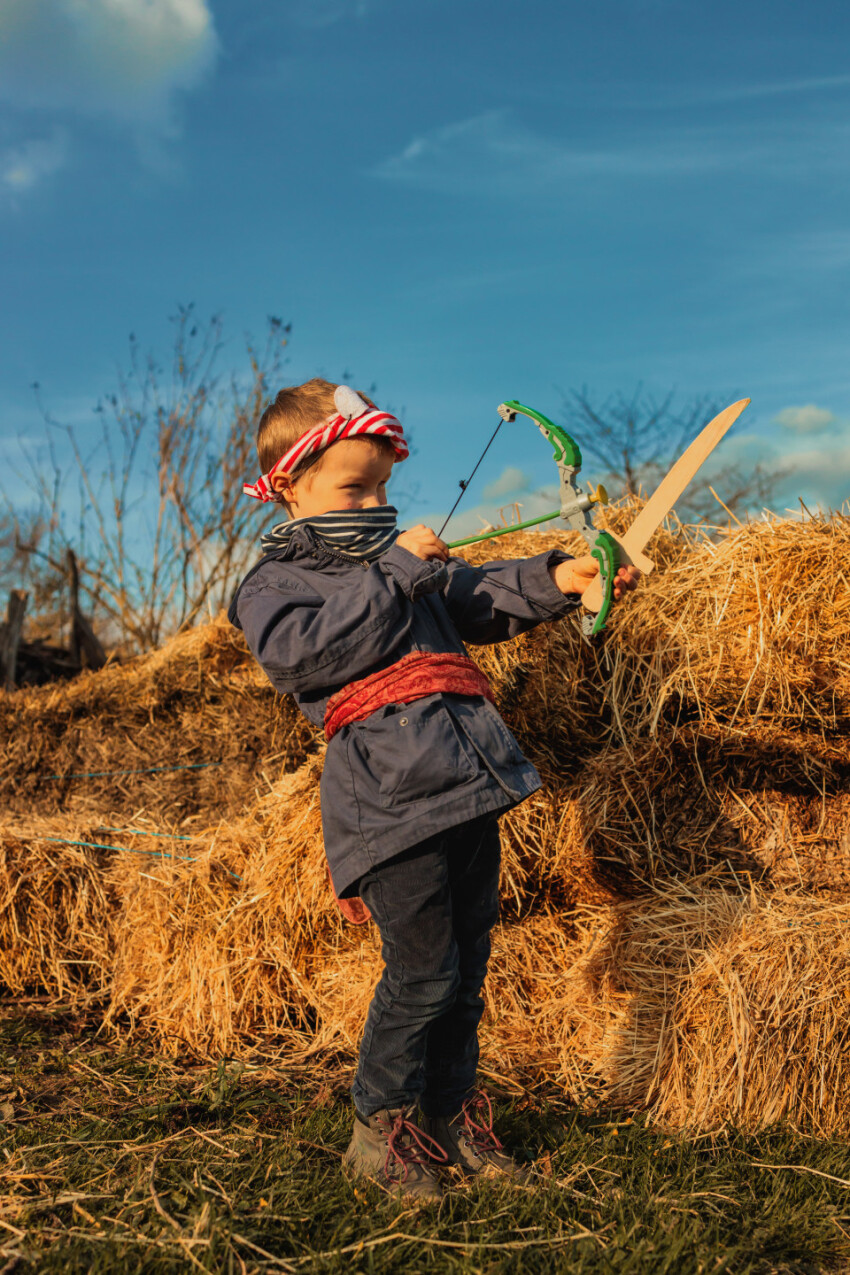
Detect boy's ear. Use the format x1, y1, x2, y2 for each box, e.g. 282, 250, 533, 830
270, 470, 295, 500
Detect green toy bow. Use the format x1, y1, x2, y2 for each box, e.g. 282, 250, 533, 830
438, 400, 619, 638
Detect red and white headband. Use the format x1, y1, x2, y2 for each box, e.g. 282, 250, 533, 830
243, 385, 409, 503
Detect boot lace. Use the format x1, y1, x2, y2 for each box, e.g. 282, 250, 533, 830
379, 1109, 448, 1184
459, 1090, 505, 1156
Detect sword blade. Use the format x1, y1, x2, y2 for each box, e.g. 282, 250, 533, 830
621, 397, 750, 552
582, 397, 750, 614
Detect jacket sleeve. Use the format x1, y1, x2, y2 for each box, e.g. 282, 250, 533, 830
439, 550, 582, 645
235, 545, 447, 693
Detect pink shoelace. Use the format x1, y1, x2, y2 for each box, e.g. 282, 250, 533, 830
380, 1110, 449, 1185
459, 1090, 505, 1156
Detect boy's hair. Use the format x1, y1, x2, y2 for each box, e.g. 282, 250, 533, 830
257, 378, 379, 477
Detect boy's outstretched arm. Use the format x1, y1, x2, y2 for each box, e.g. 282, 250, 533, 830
439, 549, 581, 644
438, 542, 640, 646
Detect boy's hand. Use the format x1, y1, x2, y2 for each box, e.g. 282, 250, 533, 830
396, 525, 450, 562
550, 555, 641, 600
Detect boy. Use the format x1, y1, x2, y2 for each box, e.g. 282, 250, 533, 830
229, 379, 639, 1202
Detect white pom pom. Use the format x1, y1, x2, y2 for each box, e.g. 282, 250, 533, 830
334, 384, 369, 420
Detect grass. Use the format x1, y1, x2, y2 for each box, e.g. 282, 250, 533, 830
2, 1002, 850, 1274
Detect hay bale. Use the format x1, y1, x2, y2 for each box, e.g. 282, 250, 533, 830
0, 615, 319, 824
483, 887, 850, 1136
3, 507, 850, 1137
106, 755, 348, 1055
595, 884, 850, 1134
610, 509, 850, 735
0, 828, 117, 1000
463, 506, 850, 750
480, 909, 618, 1102
576, 727, 850, 895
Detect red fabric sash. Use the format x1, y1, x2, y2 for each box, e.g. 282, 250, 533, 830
324, 651, 494, 743
323, 652, 495, 924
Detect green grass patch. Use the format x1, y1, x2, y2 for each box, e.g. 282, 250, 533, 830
2, 1002, 850, 1273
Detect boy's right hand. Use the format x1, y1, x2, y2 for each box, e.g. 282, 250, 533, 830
396, 525, 449, 562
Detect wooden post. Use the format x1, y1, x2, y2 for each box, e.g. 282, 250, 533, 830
0, 590, 27, 692
67, 549, 106, 671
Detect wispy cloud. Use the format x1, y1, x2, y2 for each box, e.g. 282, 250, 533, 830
375, 107, 850, 196
691, 75, 850, 105
286, 0, 374, 28
375, 110, 734, 194
1, 132, 68, 195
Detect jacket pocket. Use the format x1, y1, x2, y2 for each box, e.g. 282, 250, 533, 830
354, 698, 479, 808
451, 698, 529, 799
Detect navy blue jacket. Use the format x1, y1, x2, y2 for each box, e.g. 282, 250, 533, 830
228, 525, 579, 897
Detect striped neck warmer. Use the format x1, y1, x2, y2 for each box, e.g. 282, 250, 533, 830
261, 506, 400, 561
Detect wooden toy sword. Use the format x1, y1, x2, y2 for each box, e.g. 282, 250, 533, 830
579, 397, 750, 615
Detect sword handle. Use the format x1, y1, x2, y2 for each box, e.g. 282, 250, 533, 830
582, 531, 654, 613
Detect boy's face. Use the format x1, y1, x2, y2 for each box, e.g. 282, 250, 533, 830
282, 438, 394, 520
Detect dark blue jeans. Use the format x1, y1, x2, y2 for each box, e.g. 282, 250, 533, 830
351, 813, 501, 1120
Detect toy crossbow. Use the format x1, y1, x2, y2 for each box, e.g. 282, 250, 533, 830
439, 397, 751, 638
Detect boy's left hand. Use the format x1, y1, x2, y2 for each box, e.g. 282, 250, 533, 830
549, 555, 641, 601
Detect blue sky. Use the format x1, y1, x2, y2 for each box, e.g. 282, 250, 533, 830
1, 0, 848, 540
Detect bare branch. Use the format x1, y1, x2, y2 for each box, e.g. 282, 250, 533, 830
1, 310, 289, 653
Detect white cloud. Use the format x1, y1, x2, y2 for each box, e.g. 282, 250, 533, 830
771, 441, 850, 514
1, 132, 68, 193
481, 466, 532, 501
774, 404, 836, 434
0, 0, 218, 126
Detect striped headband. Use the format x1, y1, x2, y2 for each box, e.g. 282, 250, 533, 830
243, 385, 409, 503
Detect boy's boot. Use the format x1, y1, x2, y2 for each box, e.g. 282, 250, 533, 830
343, 1105, 447, 1202
422, 1090, 531, 1182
